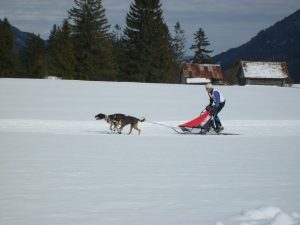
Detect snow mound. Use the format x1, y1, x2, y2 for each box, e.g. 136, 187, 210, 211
240, 206, 282, 220
270, 212, 297, 225
216, 207, 300, 225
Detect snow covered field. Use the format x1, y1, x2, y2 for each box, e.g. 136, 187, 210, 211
0, 78, 300, 225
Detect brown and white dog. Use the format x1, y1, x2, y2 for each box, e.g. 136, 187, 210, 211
117, 115, 145, 135
95, 113, 145, 135
95, 113, 124, 132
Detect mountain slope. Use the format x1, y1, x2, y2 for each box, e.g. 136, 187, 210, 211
213, 9, 300, 82
0, 19, 47, 52
11, 25, 37, 52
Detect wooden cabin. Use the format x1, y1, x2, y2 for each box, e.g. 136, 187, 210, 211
236, 61, 289, 87
180, 63, 223, 84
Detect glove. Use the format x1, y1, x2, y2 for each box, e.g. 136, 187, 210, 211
205, 105, 212, 111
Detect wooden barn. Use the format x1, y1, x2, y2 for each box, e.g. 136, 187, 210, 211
180, 63, 223, 84
237, 61, 289, 86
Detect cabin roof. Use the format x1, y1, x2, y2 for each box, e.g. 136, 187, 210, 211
240, 61, 288, 79
182, 63, 223, 80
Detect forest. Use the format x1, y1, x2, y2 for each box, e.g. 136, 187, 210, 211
0, 0, 214, 83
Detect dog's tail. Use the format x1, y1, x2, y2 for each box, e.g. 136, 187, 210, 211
139, 117, 146, 122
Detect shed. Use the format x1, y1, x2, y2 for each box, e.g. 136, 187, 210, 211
237, 61, 289, 86
180, 63, 223, 84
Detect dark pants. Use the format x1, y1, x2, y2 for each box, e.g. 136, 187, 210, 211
213, 101, 225, 127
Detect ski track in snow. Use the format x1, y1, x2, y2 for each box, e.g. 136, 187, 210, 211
0, 119, 300, 137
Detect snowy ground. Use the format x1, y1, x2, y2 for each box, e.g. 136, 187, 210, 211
0, 78, 300, 225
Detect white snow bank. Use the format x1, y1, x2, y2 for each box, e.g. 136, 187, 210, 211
216, 206, 300, 225
240, 206, 282, 220
271, 212, 297, 225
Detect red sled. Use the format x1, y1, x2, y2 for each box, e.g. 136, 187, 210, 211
177, 108, 213, 134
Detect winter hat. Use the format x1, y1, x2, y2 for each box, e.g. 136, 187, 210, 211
205, 83, 213, 89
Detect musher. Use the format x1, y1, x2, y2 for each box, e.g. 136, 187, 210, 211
205, 83, 225, 133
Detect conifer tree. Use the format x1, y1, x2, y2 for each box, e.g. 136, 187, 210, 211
111, 24, 127, 81
22, 34, 47, 78
68, 0, 116, 81
0, 18, 18, 76
190, 27, 213, 64
48, 20, 76, 79
172, 21, 186, 65
123, 0, 177, 83
48, 24, 59, 74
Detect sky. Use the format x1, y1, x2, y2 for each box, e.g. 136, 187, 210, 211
0, 0, 299, 55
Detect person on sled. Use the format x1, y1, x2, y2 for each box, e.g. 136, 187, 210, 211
205, 83, 225, 132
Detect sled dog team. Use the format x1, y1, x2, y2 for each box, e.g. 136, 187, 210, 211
95, 83, 225, 135
95, 113, 145, 135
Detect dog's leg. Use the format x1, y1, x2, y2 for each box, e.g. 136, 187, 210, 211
128, 124, 133, 135
105, 116, 113, 131
114, 121, 121, 132
133, 124, 141, 135
111, 121, 116, 132
118, 125, 125, 134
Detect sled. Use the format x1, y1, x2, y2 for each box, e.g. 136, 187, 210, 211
175, 108, 216, 135
152, 108, 238, 135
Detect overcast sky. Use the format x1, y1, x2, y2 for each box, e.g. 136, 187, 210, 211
0, 0, 299, 55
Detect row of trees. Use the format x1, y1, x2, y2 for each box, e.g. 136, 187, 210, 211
0, 0, 214, 83
0, 18, 19, 76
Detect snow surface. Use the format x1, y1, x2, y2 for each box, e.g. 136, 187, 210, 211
0, 78, 300, 225
216, 206, 300, 225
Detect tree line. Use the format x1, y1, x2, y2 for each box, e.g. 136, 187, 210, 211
0, 0, 213, 83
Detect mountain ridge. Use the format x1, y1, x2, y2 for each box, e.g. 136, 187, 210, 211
213, 9, 300, 82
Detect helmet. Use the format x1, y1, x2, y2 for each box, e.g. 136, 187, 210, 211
205, 83, 213, 90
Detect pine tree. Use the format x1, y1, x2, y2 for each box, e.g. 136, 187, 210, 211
0, 18, 18, 77
68, 0, 116, 81
190, 27, 213, 64
172, 21, 186, 65
48, 20, 76, 79
111, 24, 127, 81
21, 34, 47, 78
123, 0, 177, 83
48, 24, 59, 74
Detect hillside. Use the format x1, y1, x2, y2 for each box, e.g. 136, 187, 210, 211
0, 20, 46, 52
1, 78, 300, 225
213, 9, 300, 83
11, 25, 37, 52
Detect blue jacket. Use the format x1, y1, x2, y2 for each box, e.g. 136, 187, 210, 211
209, 89, 225, 108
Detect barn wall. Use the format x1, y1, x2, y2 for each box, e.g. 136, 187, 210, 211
246, 78, 285, 86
